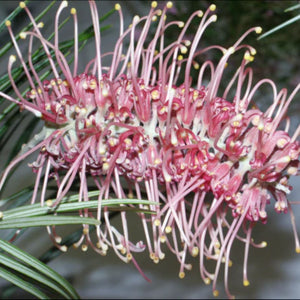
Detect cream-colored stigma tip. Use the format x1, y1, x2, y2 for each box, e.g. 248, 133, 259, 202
46, 199, 53, 207
60, 245, 68, 252
166, 1, 173, 9
179, 271, 185, 279
228, 46, 235, 54
296, 246, 300, 254
213, 290, 219, 297
152, 15, 157, 22
154, 219, 160, 226
165, 225, 172, 233
198, 10, 203, 18
9, 55, 17, 63
19, 32, 26, 39
251, 48, 257, 55
255, 26, 262, 34
180, 45, 188, 54
62, 0, 68, 8
115, 3, 121, 11
133, 15, 140, 23
19, 1, 26, 8
192, 246, 199, 257
211, 14, 217, 22
243, 279, 250, 286
151, 1, 157, 8
81, 244, 88, 252
261, 241, 267, 248
178, 21, 184, 28
5, 20, 11, 27
209, 4, 216, 11
55, 236, 62, 244
71, 8, 76, 15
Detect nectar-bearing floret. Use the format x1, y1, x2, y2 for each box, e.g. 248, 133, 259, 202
0, 1, 299, 298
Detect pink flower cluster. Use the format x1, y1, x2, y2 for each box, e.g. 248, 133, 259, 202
0, 1, 299, 298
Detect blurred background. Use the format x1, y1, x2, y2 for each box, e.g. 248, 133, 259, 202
0, 1, 300, 298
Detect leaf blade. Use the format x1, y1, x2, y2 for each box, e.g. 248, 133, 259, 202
0, 215, 100, 229
0, 266, 49, 299
2, 198, 158, 220
0, 252, 70, 299
0, 239, 79, 299
257, 14, 300, 40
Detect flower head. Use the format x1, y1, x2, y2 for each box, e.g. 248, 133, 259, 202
0, 1, 299, 298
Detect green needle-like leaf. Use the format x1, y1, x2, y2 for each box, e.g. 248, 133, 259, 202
0, 266, 49, 299
0, 1, 29, 34
1, 198, 158, 220
0, 239, 79, 299
0, 1, 56, 58
258, 14, 300, 40
0, 215, 100, 229
0, 252, 71, 299
285, 4, 300, 12
0, 186, 33, 208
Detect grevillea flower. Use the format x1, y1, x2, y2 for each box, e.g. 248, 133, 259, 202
0, 1, 299, 298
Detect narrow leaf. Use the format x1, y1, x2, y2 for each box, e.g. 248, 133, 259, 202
2, 199, 158, 220
285, 4, 300, 12
0, 253, 70, 299
0, 215, 100, 229
0, 1, 29, 34
0, 1, 56, 58
0, 239, 79, 299
0, 266, 49, 299
257, 14, 300, 40
0, 186, 33, 208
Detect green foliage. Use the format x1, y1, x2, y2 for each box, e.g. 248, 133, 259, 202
258, 3, 300, 39
0, 239, 79, 298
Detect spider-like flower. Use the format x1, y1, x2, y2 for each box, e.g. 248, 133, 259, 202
0, 1, 299, 298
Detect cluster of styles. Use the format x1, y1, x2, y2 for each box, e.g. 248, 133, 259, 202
0, 1, 299, 298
